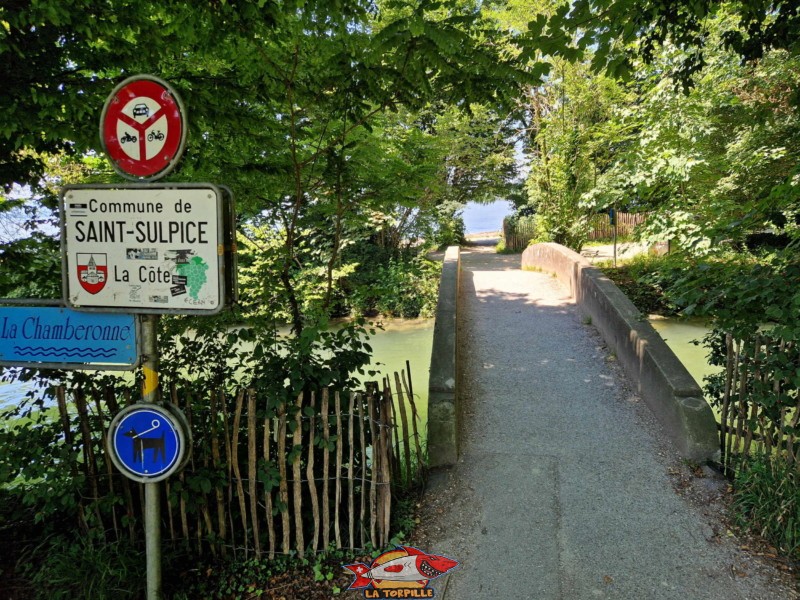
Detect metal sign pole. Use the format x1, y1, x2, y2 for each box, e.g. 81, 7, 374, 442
142, 314, 162, 600
613, 204, 618, 268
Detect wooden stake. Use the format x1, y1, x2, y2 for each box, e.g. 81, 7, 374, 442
181, 390, 194, 549
380, 386, 393, 547
247, 390, 261, 558
292, 393, 305, 557
348, 391, 355, 550
725, 338, 741, 467
231, 390, 249, 557
102, 386, 137, 543
385, 378, 400, 484
734, 338, 750, 458
776, 340, 788, 461
56, 386, 72, 445
719, 333, 734, 468
357, 394, 368, 549
92, 389, 119, 540
277, 403, 290, 554
263, 409, 276, 559
367, 391, 378, 549
334, 392, 343, 549
395, 372, 412, 490
321, 389, 331, 550
401, 369, 424, 481
210, 390, 227, 554
74, 388, 102, 528
306, 391, 320, 553
220, 391, 236, 556
743, 337, 761, 458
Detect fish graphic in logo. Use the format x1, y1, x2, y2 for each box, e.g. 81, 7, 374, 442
344, 545, 458, 598
76, 253, 108, 295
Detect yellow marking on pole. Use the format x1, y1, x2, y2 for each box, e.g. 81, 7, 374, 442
143, 367, 159, 397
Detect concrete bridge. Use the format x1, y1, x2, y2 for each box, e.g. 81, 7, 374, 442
419, 241, 794, 599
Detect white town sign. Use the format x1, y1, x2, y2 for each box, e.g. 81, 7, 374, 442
61, 184, 225, 314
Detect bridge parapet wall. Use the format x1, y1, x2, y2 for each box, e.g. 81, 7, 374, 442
428, 246, 460, 467
522, 243, 719, 462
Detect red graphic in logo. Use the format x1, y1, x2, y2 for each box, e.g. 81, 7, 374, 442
344, 546, 458, 598
77, 253, 108, 295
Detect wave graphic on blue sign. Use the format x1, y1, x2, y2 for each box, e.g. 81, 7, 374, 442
13, 345, 119, 358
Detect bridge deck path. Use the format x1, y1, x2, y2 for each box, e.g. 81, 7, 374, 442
415, 241, 794, 600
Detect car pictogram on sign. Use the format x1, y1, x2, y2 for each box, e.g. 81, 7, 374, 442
132, 103, 150, 117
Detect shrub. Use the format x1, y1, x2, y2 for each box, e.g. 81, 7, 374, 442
596, 253, 683, 316
21, 536, 145, 600
346, 257, 441, 318
732, 455, 800, 559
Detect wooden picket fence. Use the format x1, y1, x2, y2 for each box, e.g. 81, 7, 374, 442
51, 366, 425, 558
502, 217, 537, 252
588, 212, 649, 240
717, 333, 800, 472
501, 212, 649, 251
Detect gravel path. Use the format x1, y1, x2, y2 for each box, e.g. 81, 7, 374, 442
413, 243, 796, 600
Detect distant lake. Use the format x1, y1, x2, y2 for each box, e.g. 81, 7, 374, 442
462, 200, 514, 234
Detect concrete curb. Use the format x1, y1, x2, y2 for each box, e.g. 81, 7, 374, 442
522, 242, 720, 462
428, 246, 460, 467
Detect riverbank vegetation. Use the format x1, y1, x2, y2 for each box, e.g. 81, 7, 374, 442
499, 1, 800, 563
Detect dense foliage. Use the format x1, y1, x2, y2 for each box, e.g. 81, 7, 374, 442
0, 1, 525, 326
1, 315, 378, 598
495, 0, 800, 560
494, 2, 800, 253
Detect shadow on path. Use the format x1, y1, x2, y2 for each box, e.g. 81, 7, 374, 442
411, 244, 795, 600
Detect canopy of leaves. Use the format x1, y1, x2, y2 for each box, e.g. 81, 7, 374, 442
529, 0, 800, 91
0, 0, 527, 322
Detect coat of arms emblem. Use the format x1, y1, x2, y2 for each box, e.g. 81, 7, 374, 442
77, 253, 108, 294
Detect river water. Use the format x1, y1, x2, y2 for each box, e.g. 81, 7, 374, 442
357, 319, 433, 424
648, 316, 717, 389
0, 320, 435, 427
0, 379, 36, 409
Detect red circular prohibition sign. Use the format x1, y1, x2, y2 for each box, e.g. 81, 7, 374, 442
101, 75, 187, 180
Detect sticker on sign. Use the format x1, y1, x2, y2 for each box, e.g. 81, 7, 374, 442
61, 184, 225, 314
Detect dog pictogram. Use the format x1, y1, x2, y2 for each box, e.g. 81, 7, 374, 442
123, 419, 166, 465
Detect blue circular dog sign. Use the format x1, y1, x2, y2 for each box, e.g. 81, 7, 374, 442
108, 403, 188, 483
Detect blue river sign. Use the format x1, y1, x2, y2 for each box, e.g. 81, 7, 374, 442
109, 404, 188, 483
0, 307, 139, 370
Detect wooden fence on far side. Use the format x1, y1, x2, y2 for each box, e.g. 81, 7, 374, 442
588, 212, 649, 240
502, 212, 650, 252
502, 217, 537, 252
